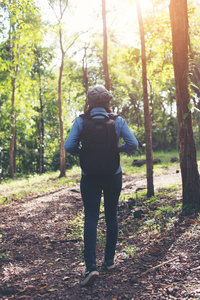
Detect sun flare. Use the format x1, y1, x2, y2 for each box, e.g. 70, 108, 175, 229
140, 0, 153, 11
37, 0, 153, 49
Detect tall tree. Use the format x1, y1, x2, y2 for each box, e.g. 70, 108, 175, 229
169, 0, 200, 211
58, 17, 67, 178
49, 0, 69, 178
136, 0, 154, 197
31, 46, 53, 174
5, 0, 41, 178
102, 0, 111, 90
49, 0, 81, 177
36, 50, 45, 175
8, 0, 18, 178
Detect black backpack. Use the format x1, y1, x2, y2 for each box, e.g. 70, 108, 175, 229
79, 113, 120, 175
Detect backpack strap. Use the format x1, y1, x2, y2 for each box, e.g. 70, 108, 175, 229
80, 112, 118, 120
89, 113, 109, 119
79, 113, 89, 119
108, 113, 119, 120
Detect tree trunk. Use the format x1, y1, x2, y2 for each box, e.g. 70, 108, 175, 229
82, 46, 88, 95
48, 0, 69, 178
58, 28, 66, 178
102, 0, 111, 91
82, 45, 89, 112
136, 0, 154, 197
8, 14, 17, 178
38, 70, 44, 174
169, 0, 200, 211
9, 77, 16, 178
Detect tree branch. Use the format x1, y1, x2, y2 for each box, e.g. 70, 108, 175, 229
60, 0, 68, 19
138, 256, 178, 278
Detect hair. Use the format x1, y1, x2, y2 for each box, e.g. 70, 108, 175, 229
84, 105, 113, 114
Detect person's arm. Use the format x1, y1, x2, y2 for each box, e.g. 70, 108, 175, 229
64, 118, 82, 156
117, 118, 138, 154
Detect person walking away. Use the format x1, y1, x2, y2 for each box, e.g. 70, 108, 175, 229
64, 85, 138, 286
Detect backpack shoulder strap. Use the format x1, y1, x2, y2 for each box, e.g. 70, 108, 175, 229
79, 113, 89, 119
90, 113, 109, 119
80, 112, 110, 120
108, 113, 119, 120
80, 112, 119, 120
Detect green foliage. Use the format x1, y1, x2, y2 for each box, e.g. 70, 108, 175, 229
123, 245, 137, 259
52, 149, 80, 171
66, 211, 84, 241
0, 0, 200, 177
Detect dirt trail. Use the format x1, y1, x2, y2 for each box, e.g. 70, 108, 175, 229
0, 168, 200, 299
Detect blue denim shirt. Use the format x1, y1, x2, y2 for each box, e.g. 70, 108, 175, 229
64, 107, 138, 174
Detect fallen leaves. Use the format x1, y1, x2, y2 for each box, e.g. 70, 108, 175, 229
0, 174, 200, 299
62, 276, 70, 281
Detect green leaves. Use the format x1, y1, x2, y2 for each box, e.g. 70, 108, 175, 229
183, 103, 194, 119
188, 102, 193, 112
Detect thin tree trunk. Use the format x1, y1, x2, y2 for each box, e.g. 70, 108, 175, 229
82, 46, 89, 112
48, 0, 69, 178
169, 0, 200, 211
9, 18, 18, 178
39, 71, 44, 174
58, 28, 66, 178
102, 0, 111, 91
9, 78, 16, 178
82, 46, 88, 95
136, 0, 154, 197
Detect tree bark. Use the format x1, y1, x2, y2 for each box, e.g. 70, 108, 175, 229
102, 0, 111, 91
136, 0, 154, 197
58, 28, 66, 178
169, 0, 200, 211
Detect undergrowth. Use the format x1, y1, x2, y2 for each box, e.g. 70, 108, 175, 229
117, 186, 182, 259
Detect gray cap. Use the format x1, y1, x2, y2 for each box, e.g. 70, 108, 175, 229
87, 85, 113, 108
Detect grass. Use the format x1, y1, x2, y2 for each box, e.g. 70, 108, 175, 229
121, 150, 181, 176
0, 166, 81, 204
0, 150, 198, 205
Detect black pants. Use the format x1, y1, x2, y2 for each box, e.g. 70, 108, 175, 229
80, 172, 122, 268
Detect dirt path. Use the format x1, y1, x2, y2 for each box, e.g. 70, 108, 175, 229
0, 168, 200, 299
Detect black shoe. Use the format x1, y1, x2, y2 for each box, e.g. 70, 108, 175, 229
81, 265, 99, 286
103, 259, 116, 270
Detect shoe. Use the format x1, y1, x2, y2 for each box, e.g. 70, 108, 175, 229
81, 265, 99, 286
103, 259, 116, 270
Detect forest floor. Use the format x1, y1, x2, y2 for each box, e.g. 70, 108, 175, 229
0, 166, 200, 299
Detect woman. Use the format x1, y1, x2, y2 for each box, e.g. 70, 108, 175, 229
64, 85, 138, 286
